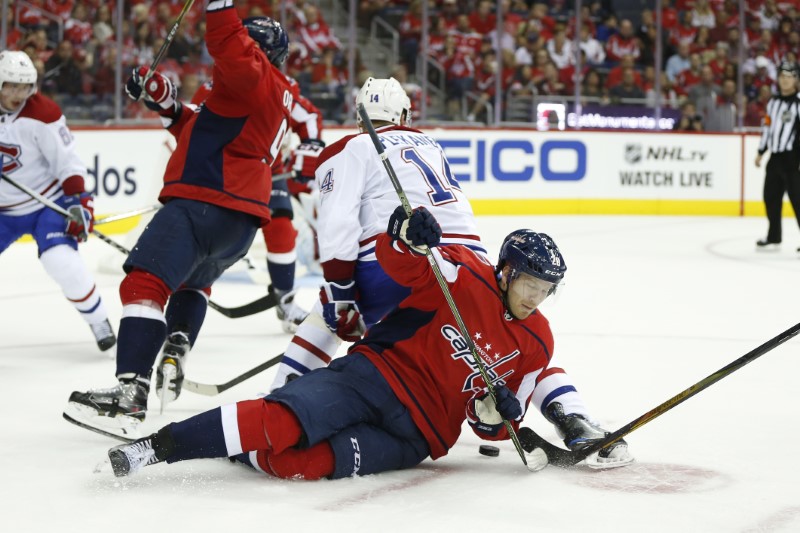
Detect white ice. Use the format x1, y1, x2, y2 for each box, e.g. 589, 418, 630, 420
2, 215, 799, 533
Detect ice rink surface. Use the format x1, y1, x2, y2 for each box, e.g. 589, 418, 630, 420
2, 214, 799, 533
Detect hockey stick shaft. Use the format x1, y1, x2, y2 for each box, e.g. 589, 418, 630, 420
140, 0, 196, 92
183, 352, 284, 396
356, 104, 530, 468
0, 172, 278, 319
520, 321, 800, 467
95, 205, 160, 225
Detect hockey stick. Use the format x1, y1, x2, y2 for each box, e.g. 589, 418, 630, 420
95, 205, 160, 226
518, 321, 800, 468
356, 104, 536, 470
0, 172, 279, 319
139, 0, 197, 96
183, 352, 285, 396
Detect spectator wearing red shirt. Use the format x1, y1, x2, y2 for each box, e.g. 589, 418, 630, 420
441, 34, 475, 120
440, 0, 460, 32
525, 2, 556, 41
674, 52, 703, 96
297, 5, 341, 56
660, 0, 679, 31
605, 55, 642, 89
669, 11, 698, 48
606, 19, 640, 64
691, 26, 714, 56
44, 0, 74, 22
708, 42, 731, 83
565, 5, 596, 39
453, 14, 484, 55
399, 0, 422, 77
64, 2, 93, 47
469, 0, 497, 35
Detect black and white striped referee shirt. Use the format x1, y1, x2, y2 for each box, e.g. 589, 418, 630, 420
758, 93, 800, 154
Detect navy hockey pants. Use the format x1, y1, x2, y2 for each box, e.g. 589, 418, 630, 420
267, 353, 431, 479
124, 198, 260, 290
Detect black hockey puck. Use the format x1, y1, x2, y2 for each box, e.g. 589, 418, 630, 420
479, 445, 500, 457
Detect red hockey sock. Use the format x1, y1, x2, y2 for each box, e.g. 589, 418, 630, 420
260, 441, 335, 480
236, 399, 303, 454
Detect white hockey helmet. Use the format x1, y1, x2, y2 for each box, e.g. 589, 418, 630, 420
356, 77, 411, 126
0, 51, 38, 95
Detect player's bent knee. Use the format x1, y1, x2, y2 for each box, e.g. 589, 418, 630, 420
120, 269, 171, 308
266, 441, 335, 480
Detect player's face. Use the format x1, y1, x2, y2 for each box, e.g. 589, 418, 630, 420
501, 267, 556, 319
0, 82, 35, 112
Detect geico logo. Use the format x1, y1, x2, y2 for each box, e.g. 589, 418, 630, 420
85, 154, 137, 196
437, 138, 587, 182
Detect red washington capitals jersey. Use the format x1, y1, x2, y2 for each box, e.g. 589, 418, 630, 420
160, 7, 293, 221
354, 234, 554, 459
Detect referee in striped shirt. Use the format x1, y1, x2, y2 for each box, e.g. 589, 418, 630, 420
755, 61, 800, 250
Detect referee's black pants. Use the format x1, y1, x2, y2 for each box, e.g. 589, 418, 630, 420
764, 151, 800, 243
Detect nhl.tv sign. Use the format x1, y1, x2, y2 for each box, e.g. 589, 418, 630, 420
437, 137, 587, 182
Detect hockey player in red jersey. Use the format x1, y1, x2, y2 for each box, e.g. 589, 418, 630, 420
64, 3, 295, 440
0, 50, 116, 351
188, 75, 324, 334
106, 207, 633, 479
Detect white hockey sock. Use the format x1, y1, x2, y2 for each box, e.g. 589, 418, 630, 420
40, 245, 109, 325
268, 306, 341, 392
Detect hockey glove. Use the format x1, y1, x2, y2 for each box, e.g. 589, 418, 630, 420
319, 280, 366, 342
387, 205, 442, 254
125, 67, 181, 122
291, 139, 325, 183
64, 192, 94, 242
466, 385, 522, 438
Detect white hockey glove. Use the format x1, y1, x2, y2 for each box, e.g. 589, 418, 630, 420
466, 385, 522, 438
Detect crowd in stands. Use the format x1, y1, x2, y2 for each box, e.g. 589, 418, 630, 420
4, 0, 800, 129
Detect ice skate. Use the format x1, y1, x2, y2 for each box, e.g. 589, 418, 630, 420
756, 238, 781, 251
545, 402, 634, 469
156, 331, 190, 412
108, 436, 159, 476
63, 373, 150, 441
275, 289, 309, 333
90, 319, 116, 352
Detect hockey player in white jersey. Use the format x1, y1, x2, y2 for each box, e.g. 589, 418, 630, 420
267, 77, 486, 390
0, 51, 115, 351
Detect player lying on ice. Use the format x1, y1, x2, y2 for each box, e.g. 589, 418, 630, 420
107, 207, 633, 478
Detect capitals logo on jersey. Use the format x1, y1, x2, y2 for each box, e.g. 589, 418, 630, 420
441, 324, 518, 392
0, 144, 23, 173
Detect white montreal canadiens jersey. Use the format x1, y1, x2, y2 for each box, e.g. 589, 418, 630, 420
316, 126, 485, 264
0, 97, 87, 216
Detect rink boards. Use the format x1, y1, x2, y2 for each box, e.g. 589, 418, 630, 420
70, 126, 782, 226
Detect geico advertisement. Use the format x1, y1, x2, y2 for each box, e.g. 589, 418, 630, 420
73, 127, 747, 214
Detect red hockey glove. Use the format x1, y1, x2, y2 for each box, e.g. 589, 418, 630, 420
291, 139, 325, 183
125, 67, 181, 123
64, 192, 94, 242
319, 280, 365, 342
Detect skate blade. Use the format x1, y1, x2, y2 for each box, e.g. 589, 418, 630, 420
63, 402, 141, 443
159, 364, 177, 414
585, 453, 636, 470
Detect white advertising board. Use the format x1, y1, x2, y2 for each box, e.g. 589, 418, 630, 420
70, 126, 775, 219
